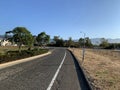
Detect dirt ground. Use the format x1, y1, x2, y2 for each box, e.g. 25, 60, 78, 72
69, 48, 120, 90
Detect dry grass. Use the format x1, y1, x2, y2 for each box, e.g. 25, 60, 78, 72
69, 48, 120, 90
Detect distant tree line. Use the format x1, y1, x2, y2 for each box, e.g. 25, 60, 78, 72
5, 27, 93, 49
99, 38, 120, 49
49, 36, 93, 48
4, 26, 120, 50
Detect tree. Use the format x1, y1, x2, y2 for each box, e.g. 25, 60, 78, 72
5, 31, 14, 44
56, 38, 64, 47
99, 38, 109, 48
53, 36, 65, 47
44, 35, 50, 45
85, 37, 93, 47
78, 37, 93, 48
78, 38, 84, 47
12, 27, 34, 52
53, 36, 60, 43
5, 31, 13, 38
36, 32, 50, 47
67, 37, 73, 47
33, 35, 38, 46
24, 34, 34, 50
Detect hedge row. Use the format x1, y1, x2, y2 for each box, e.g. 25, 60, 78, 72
0, 48, 49, 64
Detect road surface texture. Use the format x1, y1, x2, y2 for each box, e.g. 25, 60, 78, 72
0, 48, 91, 90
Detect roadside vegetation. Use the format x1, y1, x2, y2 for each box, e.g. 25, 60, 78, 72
0, 26, 120, 89
69, 48, 120, 90
0, 47, 48, 64
49, 36, 93, 48
0, 27, 50, 64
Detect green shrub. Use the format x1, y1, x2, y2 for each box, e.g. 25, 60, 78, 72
0, 49, 49, 64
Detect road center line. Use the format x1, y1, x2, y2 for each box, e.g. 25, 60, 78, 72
47, 51, 67, 90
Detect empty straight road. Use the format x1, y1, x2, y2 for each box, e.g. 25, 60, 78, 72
0, 48, 90, 90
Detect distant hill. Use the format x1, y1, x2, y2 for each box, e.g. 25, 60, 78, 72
73, 38, 120, 45
91, 38, 120, 45
107, 38, 120, 43
91, 38, 102, 45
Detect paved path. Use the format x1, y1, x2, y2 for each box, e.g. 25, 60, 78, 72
0, 48, 91, 90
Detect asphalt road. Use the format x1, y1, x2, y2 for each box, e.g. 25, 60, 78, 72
0, 48, 91, 90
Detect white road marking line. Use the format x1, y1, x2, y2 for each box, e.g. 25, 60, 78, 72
47, 51, 67, 90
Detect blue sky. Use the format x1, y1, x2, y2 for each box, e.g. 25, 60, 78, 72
0, 0, 120, 39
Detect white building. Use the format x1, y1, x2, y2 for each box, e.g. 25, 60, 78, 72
0, 40, 12, 46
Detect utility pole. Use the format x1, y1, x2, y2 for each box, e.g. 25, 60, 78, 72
80, 32, 86, 65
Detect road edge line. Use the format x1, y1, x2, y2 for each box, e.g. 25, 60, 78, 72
47, 51, 66, 90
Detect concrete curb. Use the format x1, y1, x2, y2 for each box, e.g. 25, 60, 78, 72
68, 49, 93, 90
0, 52, 51, 70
